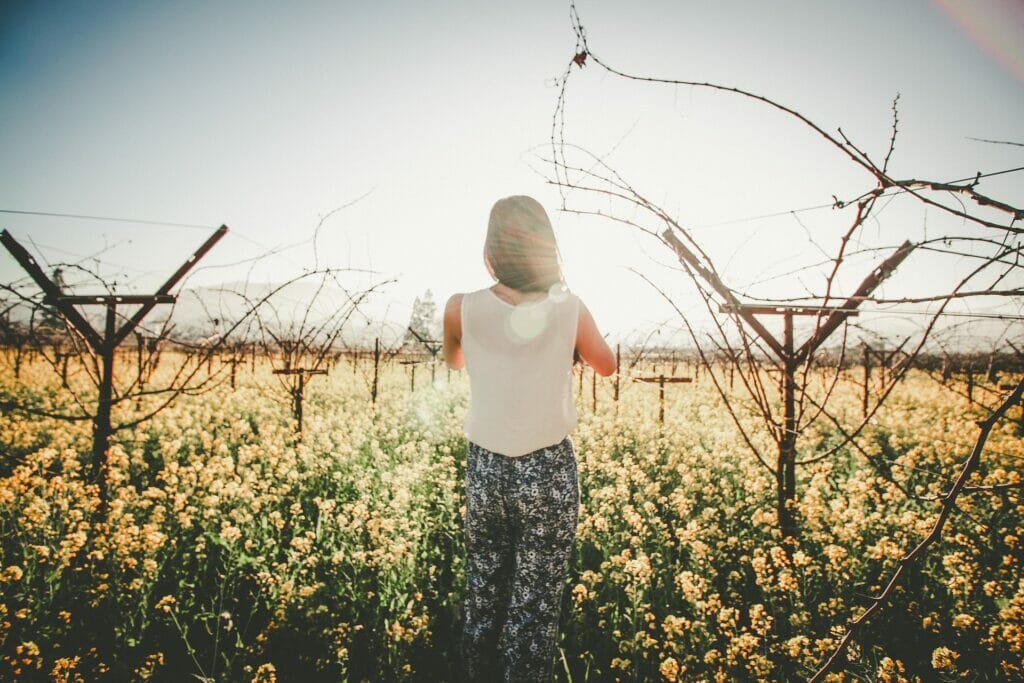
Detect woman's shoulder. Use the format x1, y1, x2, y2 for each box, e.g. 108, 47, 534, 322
444, 292, 466, 315
447, 287, 491, 302
560, 288, 583, 313
444, 289, 487, 319
443, 292, 466, 336
445, 288, 489, 310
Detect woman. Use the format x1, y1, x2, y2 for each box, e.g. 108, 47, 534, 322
443, 195, 616, 682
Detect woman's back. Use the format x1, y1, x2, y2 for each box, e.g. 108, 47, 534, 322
443, 194, 615, 682
460, 285, 579, 457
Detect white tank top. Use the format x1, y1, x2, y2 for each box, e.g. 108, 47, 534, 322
461, 286, 580, 456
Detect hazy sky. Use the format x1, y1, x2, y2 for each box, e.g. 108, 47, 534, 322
1, 0, 1022, 347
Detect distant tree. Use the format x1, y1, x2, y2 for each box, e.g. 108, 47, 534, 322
403, 289, 440, 350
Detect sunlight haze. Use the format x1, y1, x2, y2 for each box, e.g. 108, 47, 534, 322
1, 0, 1021, 347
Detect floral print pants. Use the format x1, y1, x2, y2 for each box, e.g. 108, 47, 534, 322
460, 437, 579, 682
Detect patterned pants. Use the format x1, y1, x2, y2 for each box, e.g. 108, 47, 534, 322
460, 437, 579, 683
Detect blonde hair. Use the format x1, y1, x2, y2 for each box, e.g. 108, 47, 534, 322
485, 195, 564, 293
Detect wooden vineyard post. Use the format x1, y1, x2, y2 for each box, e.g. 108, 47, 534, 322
59, 348, 80, 389
632, 374, 693, 424
94, 303, 116, 489
372, 337, 380, 404
665, 226, 915, 537
862, 340, 909, 415
862, 343, 871, 417
871, 342, 907, 389
272, 367, 327, 433
404, 325, 441, 389
135, 331, 146, 390
1, 226, 227, 514
400, 359, 428, 392
613, 343, 621, 404
223, 354, 244, 390
61, 351, 70, 388
986, 352, 999, 384
782, 311, 797, 528
720, 303, 863, 539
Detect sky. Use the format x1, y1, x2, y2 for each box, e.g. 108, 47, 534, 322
1, 0, 1022, 349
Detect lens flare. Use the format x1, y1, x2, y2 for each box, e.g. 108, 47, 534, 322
933, 0, 1024, 83
506, 302, 551, 343
548, 281, 570, 303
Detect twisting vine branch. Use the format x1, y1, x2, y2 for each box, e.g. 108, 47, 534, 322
808, 379, 1024, 682
548, 3, 1023, 677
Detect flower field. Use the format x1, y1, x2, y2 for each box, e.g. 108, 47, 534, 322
0, 354, 1021, 681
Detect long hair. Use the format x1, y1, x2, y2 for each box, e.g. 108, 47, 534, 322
485, 195, 564, 293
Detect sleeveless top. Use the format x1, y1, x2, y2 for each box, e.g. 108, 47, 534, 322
461, 285, 580, 457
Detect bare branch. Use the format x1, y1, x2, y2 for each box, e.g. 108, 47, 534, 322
809, 380, 1024, 682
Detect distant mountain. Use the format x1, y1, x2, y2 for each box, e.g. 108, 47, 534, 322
144, 281, 404, 346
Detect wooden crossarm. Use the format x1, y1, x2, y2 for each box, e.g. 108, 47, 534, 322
795, 240, 914, 364
52, 294, 175, 305
405, 325, 441, 357
112, 225, 227, 347
719, 304, 858, 317
272, 368, 328, 376
1, 229, 104, 351
662, 229, 786, 358
633, 375, 693, 384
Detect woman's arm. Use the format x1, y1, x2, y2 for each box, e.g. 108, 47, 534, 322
443, 293, 465, 370
575, 300, 616, 377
